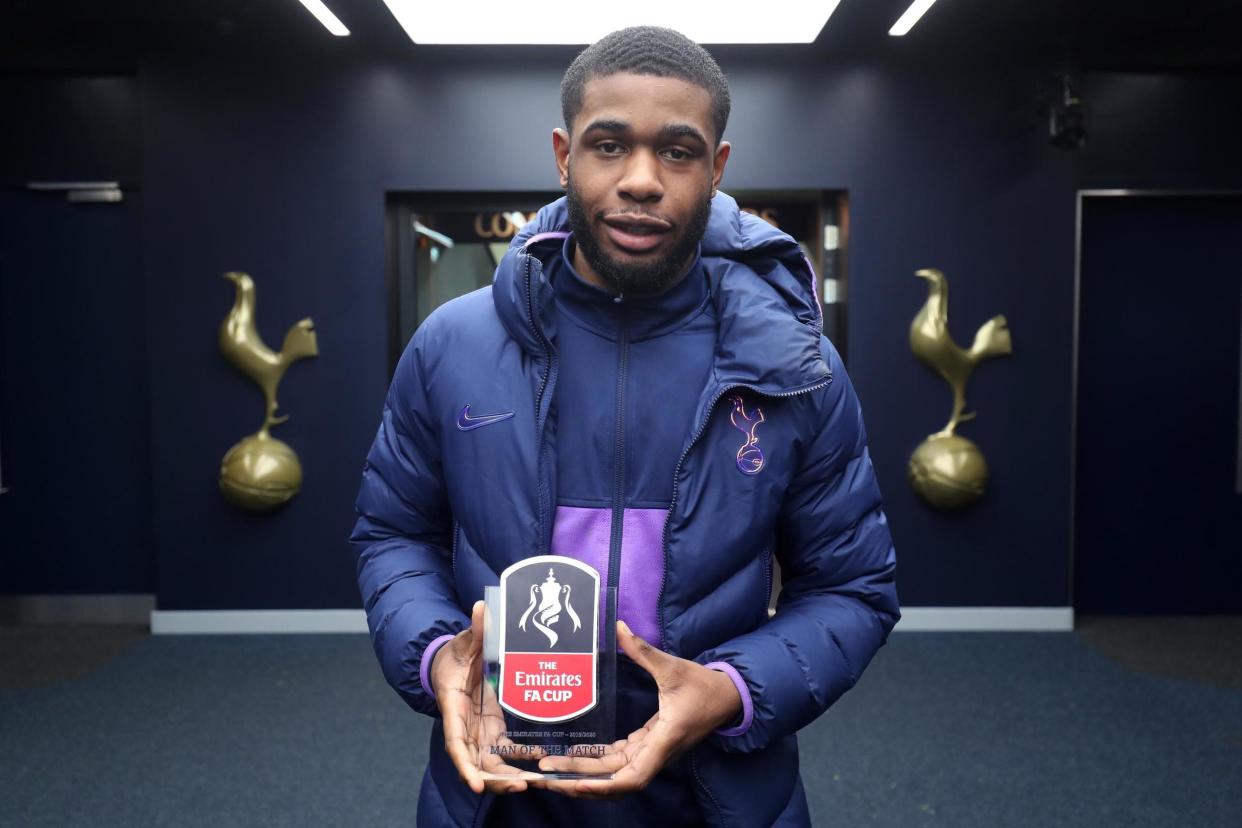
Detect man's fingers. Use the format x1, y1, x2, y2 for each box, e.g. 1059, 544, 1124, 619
441, 678, 500, 796
536, 778, 617, 800
536, 720, 649, 776
536, 717, 678, 800
586, 719, 677, 793
534, 755, 630, 803
483, 770, 534, 795
613, 723, 676, 785
488, 779, 529, 794
556, 734, 673, 799
537, 745, 627, 776
546, 762, 654, 800
478, 751, 538, 794
462, 696, 540, 794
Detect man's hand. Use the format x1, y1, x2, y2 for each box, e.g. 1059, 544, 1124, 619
432, 601, 539, 795
533, 620, 743, 799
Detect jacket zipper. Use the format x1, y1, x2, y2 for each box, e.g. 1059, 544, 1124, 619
762, 545, 774, 611
691, 754, 726, 826
524, 255, 558, 554
656, 376, 831, 652
451, 520, 460, 580
607, 310, 629, 652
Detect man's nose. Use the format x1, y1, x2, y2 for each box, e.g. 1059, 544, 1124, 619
617, 150, 663, 202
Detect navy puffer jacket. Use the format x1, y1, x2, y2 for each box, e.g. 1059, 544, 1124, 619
351, 193, 899, 826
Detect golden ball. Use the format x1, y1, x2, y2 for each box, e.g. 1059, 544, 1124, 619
908, 434, 988, 511
219, 433, 303, 511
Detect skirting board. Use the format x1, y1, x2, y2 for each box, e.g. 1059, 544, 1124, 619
894, 607, 1074, 632
1, 594, 154, 625
149, 606, 1074, 635
151, 609, 368, 635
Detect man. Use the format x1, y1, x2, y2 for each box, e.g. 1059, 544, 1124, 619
351, 26, 899, 827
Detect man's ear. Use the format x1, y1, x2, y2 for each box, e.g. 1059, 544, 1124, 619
552, 128, 571, 189
711, 141, 731, 192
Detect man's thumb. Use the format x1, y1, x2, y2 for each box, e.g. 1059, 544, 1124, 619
617, 620, 666, 675
468, 600, 485, 652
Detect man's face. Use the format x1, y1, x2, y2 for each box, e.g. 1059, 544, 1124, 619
553, 72, 730, 296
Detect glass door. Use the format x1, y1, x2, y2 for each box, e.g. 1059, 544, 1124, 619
386, 190, 849, 373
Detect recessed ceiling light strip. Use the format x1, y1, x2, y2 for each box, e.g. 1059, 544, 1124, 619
296, 0, 350, 36
889, 0, 939, 37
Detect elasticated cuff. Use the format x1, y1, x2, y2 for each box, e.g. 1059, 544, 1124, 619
419, 634, 457, 698
704, 660, 754, 737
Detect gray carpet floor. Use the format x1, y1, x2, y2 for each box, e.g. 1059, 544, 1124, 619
1, 624, 1240, 827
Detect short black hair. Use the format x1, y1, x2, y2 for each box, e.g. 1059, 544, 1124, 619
561, 26, 731, 146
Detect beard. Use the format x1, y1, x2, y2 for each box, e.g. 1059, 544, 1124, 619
565, 174, 712, 297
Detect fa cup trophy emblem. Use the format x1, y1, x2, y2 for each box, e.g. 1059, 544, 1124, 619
518, 567, 582, 648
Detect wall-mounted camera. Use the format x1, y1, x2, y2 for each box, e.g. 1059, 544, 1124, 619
1048, 75, 1088, 150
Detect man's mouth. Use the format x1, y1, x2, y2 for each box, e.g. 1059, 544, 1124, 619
601, 214, 672, 253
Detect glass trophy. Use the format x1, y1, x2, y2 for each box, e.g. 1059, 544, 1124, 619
475, 555, 617, 781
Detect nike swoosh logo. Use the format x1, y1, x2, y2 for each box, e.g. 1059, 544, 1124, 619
456, 405, 515, 431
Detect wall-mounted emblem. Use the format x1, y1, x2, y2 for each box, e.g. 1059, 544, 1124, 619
907, 268, 1012, 510
217, 272, 318, 512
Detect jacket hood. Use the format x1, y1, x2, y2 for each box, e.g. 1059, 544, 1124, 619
492, 192, 830, 395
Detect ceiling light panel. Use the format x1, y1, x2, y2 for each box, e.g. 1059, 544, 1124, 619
380, 0, 843, 45
296, 0, 350, 36
889, 0, 938, 37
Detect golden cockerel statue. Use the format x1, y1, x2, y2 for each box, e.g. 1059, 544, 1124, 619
907, 268, 1012, 510
217, 272, 318, 511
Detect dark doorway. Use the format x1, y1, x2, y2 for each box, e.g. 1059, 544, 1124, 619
1075, 193, 1242, 613
0, 188, 153, 594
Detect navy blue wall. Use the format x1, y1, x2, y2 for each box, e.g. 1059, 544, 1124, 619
1082, 74, 1242, 190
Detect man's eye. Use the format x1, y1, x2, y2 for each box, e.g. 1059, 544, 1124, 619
663, 148, 691, 161
597, 141, 624, 154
